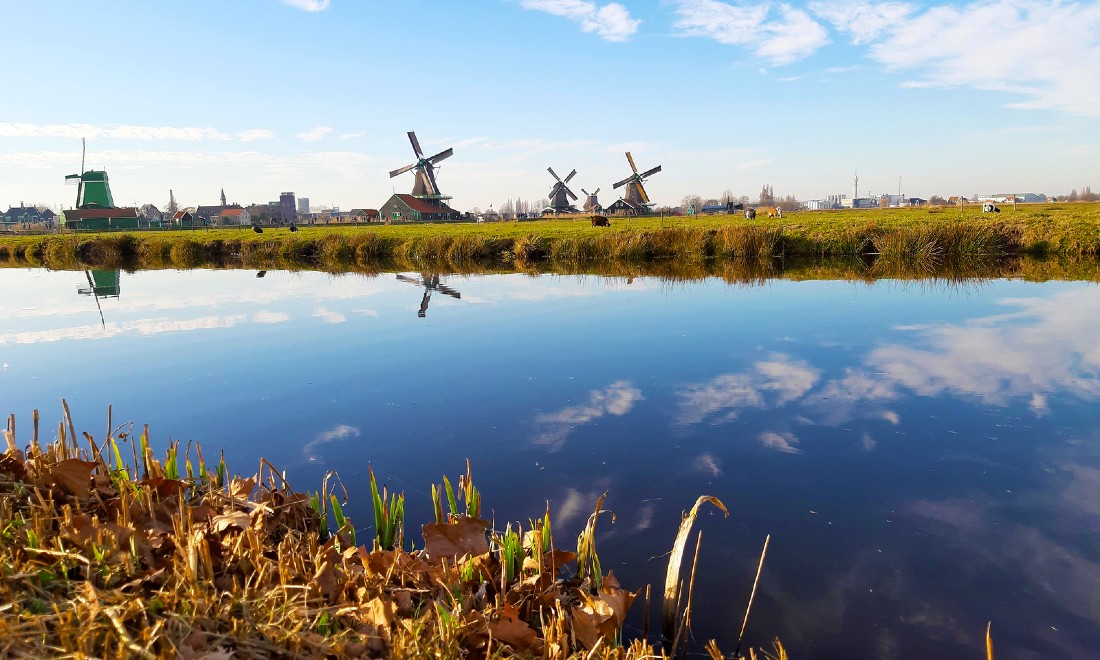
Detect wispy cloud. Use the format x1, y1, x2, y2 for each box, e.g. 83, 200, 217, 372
676, 354, 821, 426
238, 129, 275, 142
758, 430, 801, 454
534, 380, 643, 450
297, 126, 333, 142
283, 0, 331, 11
671, 0, 830, 65
815, 0, 1100, 117
338, 131, 365, 141
0, 122, 235, 141
312, 307, 346, 324
303, 424, 360, 457
520, 0, 640, 42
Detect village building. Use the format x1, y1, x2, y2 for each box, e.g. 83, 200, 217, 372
217, 207, 250, 225
605, 198, 646, 216
378, 194, 460, 222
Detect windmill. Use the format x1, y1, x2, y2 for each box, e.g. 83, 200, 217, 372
396, 273, 461, 318
581, 187, 602, 213
612, 152, 661, 212
388, 131, 454, 199
546, 167, 580, 213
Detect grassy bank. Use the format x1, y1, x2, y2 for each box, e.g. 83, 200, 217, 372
1, 408, 774, 659
1, 204, 1097, 274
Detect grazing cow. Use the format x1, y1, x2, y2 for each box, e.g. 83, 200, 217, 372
590, 215, 610, 227
764, 207, 783, 218
982, 203, 1000, 213
252, 225, 264, 234
745, 208, 756, 219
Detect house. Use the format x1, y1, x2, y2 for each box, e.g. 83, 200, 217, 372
218, 208, 250, 225
349, 208, 380, 222
172, 210, 195, 227
605, 198, 646, 216
4, 205, 45, 227
195, 203, 244, 225
908, 198, 927, 206
378, 194, 460, 222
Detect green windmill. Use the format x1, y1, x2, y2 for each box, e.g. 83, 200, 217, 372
64, 138, 117, 209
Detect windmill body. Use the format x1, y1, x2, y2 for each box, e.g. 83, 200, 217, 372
546, 166, 580, 214
381, 131, 461, 222
581, 187, 602, 213
611, 151, 662, 214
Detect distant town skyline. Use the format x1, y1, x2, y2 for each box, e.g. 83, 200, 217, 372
1, 0, 1097, 211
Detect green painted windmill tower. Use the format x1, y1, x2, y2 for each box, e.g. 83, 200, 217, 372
61, 139, 140, 229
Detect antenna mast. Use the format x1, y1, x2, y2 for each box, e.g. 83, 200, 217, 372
853, 171, 859, 201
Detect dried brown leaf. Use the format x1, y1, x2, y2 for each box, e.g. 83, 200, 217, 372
44, 458, 97, 497
489, 602, 540, 651
421, 516, 489, 562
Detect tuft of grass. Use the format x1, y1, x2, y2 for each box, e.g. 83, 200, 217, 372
368, 464, 404, 550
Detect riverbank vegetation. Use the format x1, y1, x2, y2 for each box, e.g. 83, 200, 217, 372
1, 204, 1097, 275
1, 408, 773, 659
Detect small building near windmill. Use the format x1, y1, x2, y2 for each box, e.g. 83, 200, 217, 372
3, 205, 56, 228
605, 198, 646, 216
349, 208, 380, 223
172, 210, 195, 227
379, 194, 461, 222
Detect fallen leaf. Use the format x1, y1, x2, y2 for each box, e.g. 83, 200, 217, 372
44, 458, 97, 497
489, 603, 539, 651
421, 517, 489, 562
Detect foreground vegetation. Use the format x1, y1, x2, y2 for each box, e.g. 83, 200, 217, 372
1, 204, 1098, 275
1, 407, 778, 659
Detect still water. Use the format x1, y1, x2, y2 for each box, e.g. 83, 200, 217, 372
1, 268, 1098, 658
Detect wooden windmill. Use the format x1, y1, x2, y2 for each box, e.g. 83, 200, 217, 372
581, 187, 602, 213
612, 152, 662, 212
546, 167, 580, 213
388, 131, 454, 199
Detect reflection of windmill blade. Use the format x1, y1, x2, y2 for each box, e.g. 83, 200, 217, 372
564, 169, 577, 184
613, 175, 633, 189
424, 164, 441, 196
396, 273, 424, 286
565, 186, 578, 201
640, 165, 662, 178
418, 290, 431, 317
408, 131, 423, 157
428, 148, 453, 164
435, 284, 461, 299
389, 162, 417, 178
636, 182, 650, 204
547, 166, 562, 182
626, 151, 638, 173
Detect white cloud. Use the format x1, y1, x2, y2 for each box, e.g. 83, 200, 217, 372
822, 0, 1100, 117
693, 452, 723, 477
808, 0, 914, 44
0, 315, 247, 345
252, 311, 291, 324
671, 0, 830, 65
0, 122, 234, 141
303, 423, 360, 457
297, 126, 333, 142
338, 131, 365, 141
676, 354, 821, 426
534, 380, 643, 450
283, 0, 330, 11
758, 430, 801, 453
312, 307, 346, 324
521, 0, 641, 42
238, 129, 275, 142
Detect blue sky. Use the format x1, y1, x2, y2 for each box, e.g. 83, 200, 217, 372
2, 0, 1098, 212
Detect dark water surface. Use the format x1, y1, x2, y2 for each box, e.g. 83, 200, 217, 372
2, 268, 1098, 658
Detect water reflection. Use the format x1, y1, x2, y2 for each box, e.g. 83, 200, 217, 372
1, 269, 1098, 657
395, 273, 461, 317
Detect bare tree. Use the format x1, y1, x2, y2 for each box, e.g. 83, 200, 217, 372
681, 194, 703, 213
721, 189, 735, 205
1068, 188, 1079, 201
759, 185, 775, 206
1081, 185, 1097, 202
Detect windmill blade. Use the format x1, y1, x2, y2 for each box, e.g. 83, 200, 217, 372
407, 131, 424, 157
428, 148, 453, 164
640, 165, 662, 178
389, 162, 417, 178
635, 182, 650, 205
565, 186, 579, 201
549, 182, 563, 197
613, 175, 634, 189
424, 164, 442, 196
564, 169, 577, 184
594, 187, 600, 195
581, 188, 591, 196
547, 166, 562, 182
626, 151, 638, 173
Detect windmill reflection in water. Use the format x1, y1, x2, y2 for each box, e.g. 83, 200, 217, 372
396, 273, 461, 318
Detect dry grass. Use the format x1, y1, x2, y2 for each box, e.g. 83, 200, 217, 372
1, 407, 767, 659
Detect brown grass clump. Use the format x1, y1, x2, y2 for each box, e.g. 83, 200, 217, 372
1, 407, 764, 659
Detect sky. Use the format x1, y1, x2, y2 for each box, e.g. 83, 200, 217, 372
1, 0, 1098, 212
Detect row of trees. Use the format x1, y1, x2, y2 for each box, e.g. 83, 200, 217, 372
1067, 186, 1098, 202
680, 185, 799, 213
470, 198, 552, 218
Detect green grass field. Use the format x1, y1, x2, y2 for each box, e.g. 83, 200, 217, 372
1, 203, 1097, 275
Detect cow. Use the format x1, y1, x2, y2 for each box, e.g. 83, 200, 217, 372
590, 215, 610, 227
745, 208, 756, 219
982, 203, 1000, 213
764, 206, 783, 218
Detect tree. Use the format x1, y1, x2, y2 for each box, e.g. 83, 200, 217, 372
1081, 185, 1098, 202
680, 194, 702, 213
1068, 188, 1079, 201
778, 195, 800, 212
721, 189, 736, 205
500, 199, 514, 219
929, 195, 947, 205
